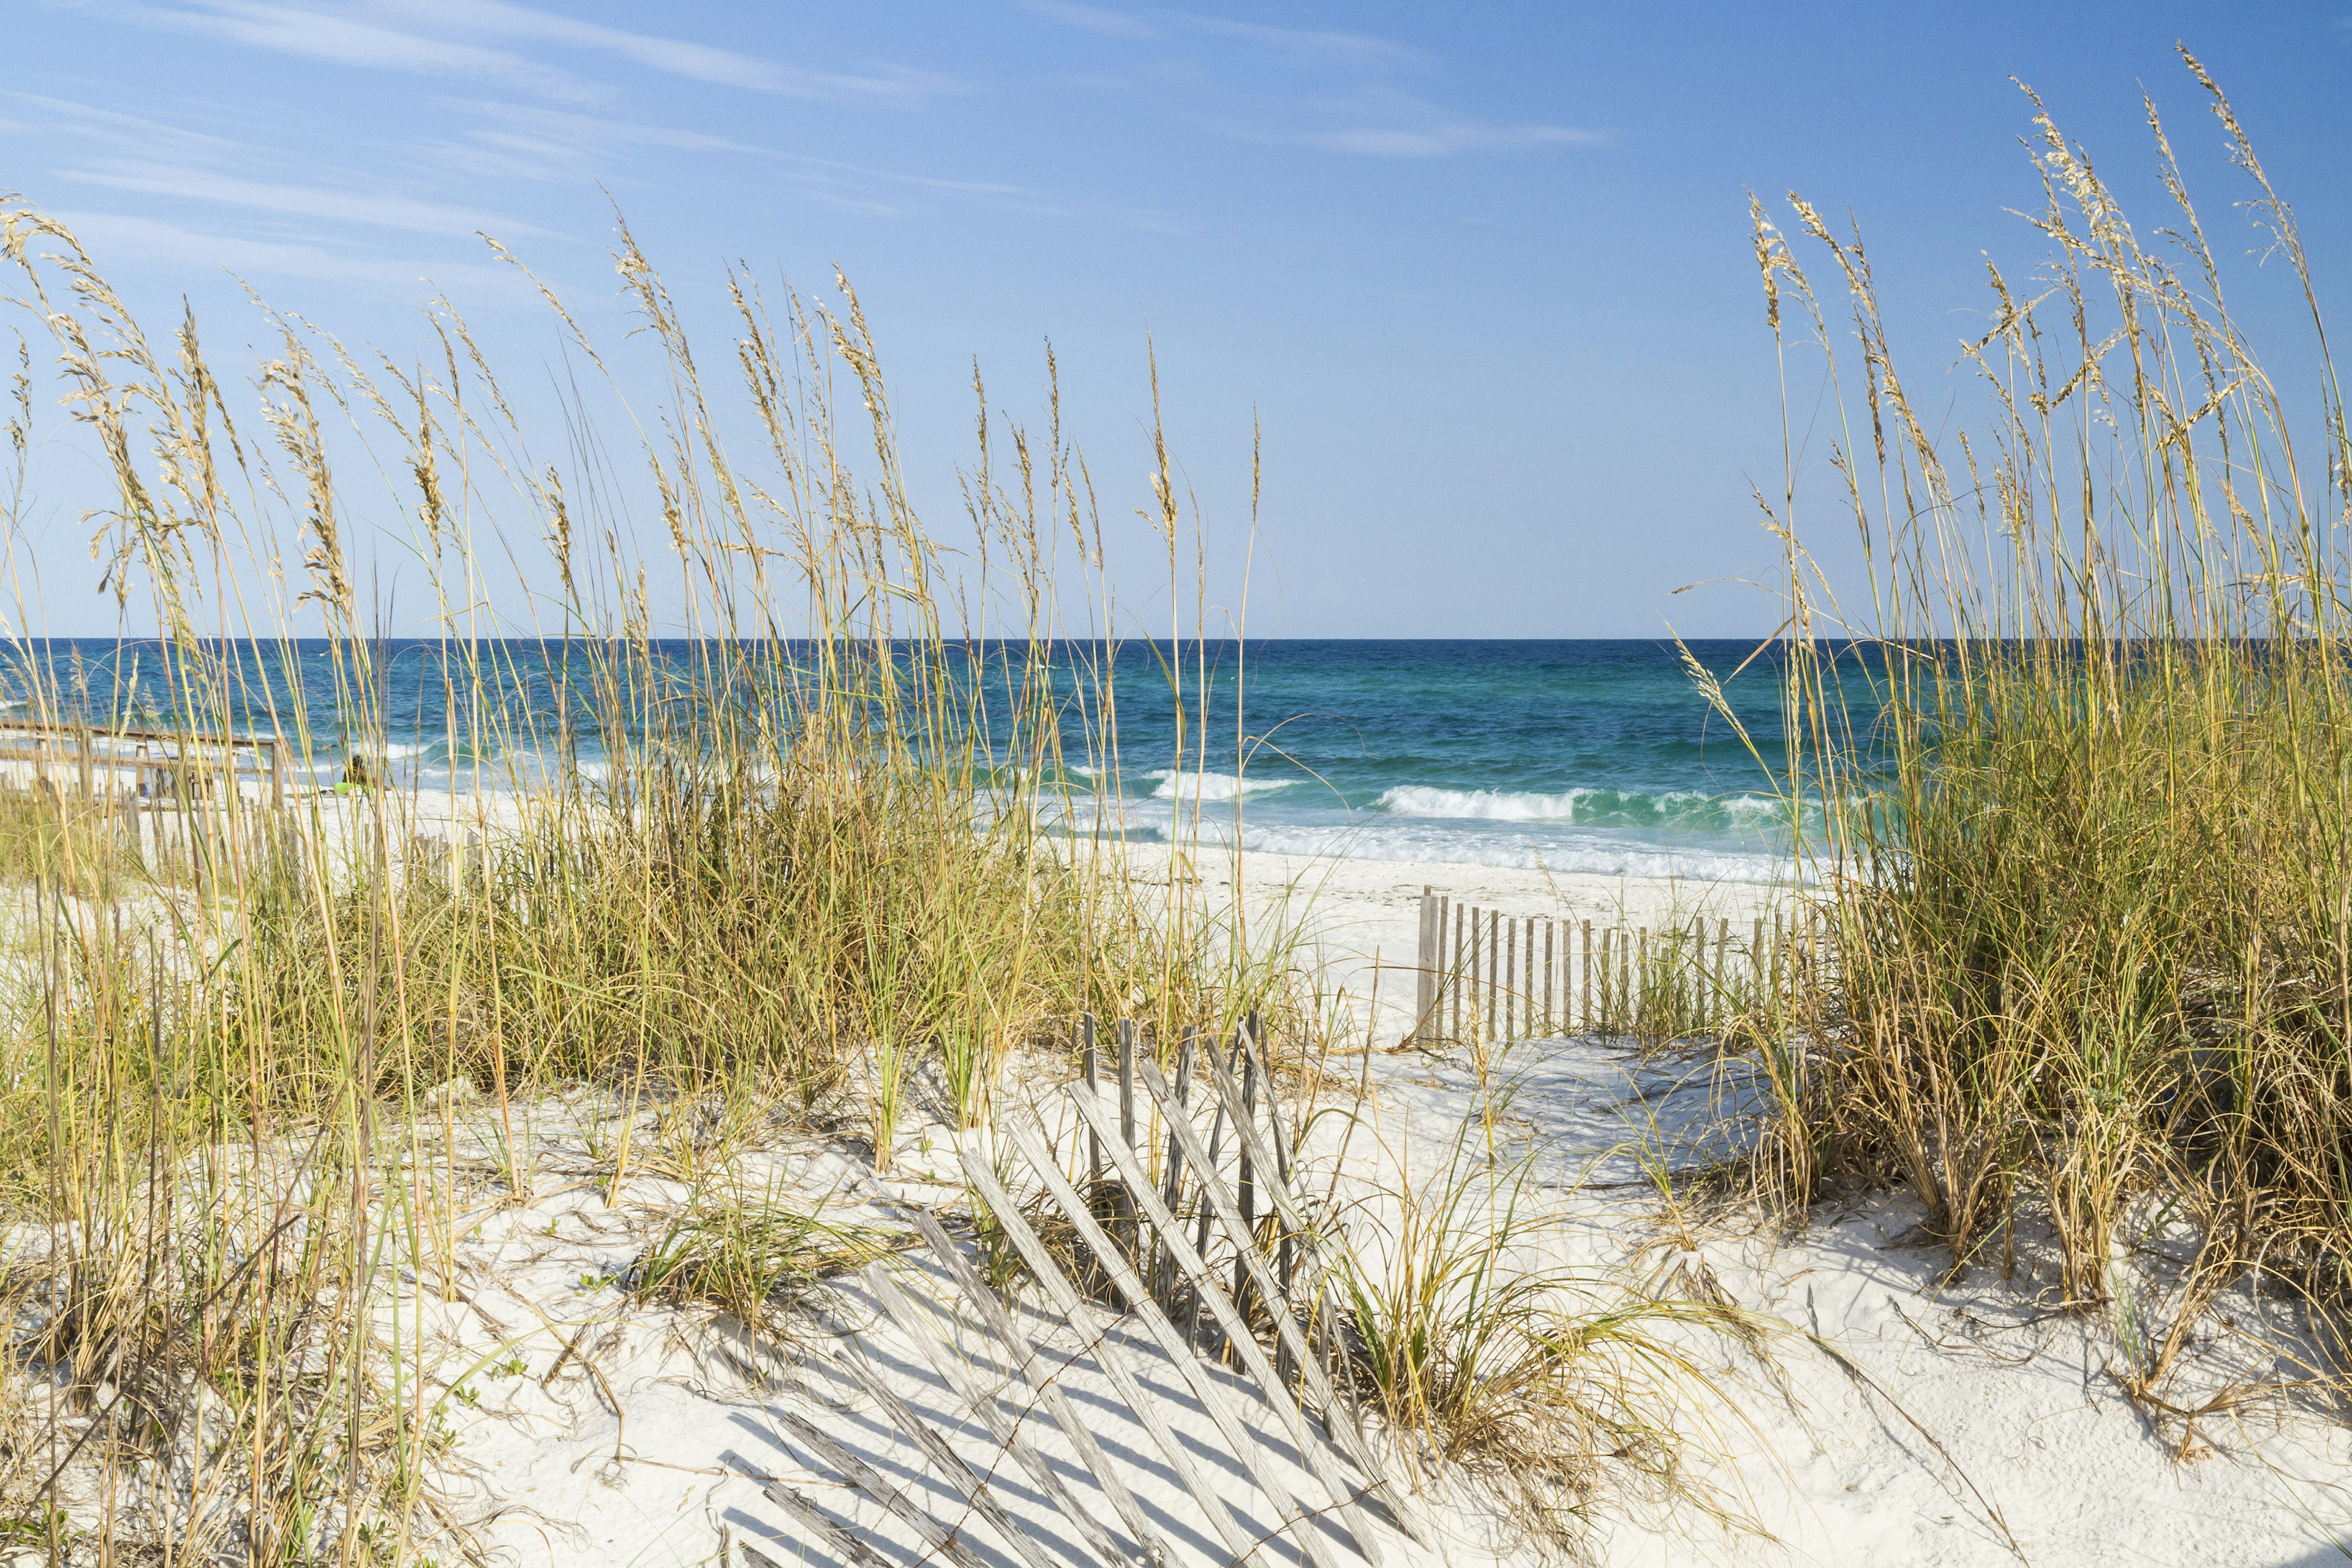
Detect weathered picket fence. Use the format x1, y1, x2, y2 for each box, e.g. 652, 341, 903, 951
745, 1012, 1422, 1568
1411, 886, 1828, 1045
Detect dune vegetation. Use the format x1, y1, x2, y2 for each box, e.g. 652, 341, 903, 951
0, 190, 1765, 1564
1735, 49, 2352, 1426
0, 199, 1322, 1561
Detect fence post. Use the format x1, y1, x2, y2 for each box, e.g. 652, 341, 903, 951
1503, 915, 1517, 1042
1415, 887, 1434, 1045
76, 726, 92, 804
1082, 1013, 1103, 1194
1581, 920, 1594, 1032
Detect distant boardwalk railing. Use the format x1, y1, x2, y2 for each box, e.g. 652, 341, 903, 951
1409, 886, 1826, 1045
0, 718, 290, 811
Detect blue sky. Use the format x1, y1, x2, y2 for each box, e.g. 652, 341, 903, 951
4, 1, 2347, 638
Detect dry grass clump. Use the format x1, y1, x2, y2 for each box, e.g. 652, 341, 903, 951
1333, 1119, 1760, 1561
1728, 49, 2352, 1415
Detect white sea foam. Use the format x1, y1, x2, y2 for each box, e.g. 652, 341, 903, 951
1378, 785, 1589, 821
1181, 818, 1800, 884
1144, 768, 1292, 802
1376, 783, 1785, 827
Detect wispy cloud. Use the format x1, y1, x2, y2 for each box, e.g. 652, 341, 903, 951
1290, 122, 1607, 158
126, 0, 955, 104
389, 0, 954, 100
129, 0, 592, 99
44, 210, 532, 296
418, 103, 1180, 232
1017, 4, 1420, 66
0, 92, 243, 159
1013, 4, 1599, 156
1170, 12, 1422, 68
785, 153, 1182, 231
1009, 1, 1166, 42
10, 90, 559, 244
421, 102, 772, 184
58, 164, 562, 238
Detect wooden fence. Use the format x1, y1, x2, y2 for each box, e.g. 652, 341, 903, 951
741, 1011, 1423, 1568
1411, 886, 1826, 1046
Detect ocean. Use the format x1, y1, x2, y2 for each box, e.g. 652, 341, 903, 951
5, 638, 1796, 883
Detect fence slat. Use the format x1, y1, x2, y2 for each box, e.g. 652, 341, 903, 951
1155, 1027, 1197, 1310
1504, 915, 1517, 1041
757, 1481, 904, 1568
1466, 910, 1481, 1043
1116, 1017, 1139, 1251
998, 1121, 1357, 1568
1485, 909, 1500, 1042
1523, 919, 1535, 1039
824, 1345, 1074, 1568
1715, 919, 1732, 1028
1437, 895, 1452, 1042
1236, 1035, 1258, 1317
863, 1262, 1136, 1568
1068, 1082, 1393, 1564
907, 1207, 1166, 1564
954, 1152, 1269, 1566
1082, 1013, 1103, 1193
1128, 1057, 1425, 1546
1415, 888, 1434, 1044
771, 1408, 995, 1568
1581, 921, 1594, 1032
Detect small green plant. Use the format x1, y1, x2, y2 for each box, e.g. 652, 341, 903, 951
0, 1507, 69, 1545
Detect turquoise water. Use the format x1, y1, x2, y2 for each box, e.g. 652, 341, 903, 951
1065, 641, 1793, 881
6, 638, 1795, 881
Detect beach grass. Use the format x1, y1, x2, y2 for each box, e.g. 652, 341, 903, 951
1731, 47, 2352, 1414
0, 203, 1303, 1560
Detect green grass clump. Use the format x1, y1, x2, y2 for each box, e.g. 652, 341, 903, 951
1335, 1117, 1758, 1558
628, 1196, 895, 1331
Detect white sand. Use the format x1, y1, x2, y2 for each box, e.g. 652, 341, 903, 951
51, 827, 2341, 1566
1250, 852, 2352, 1567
